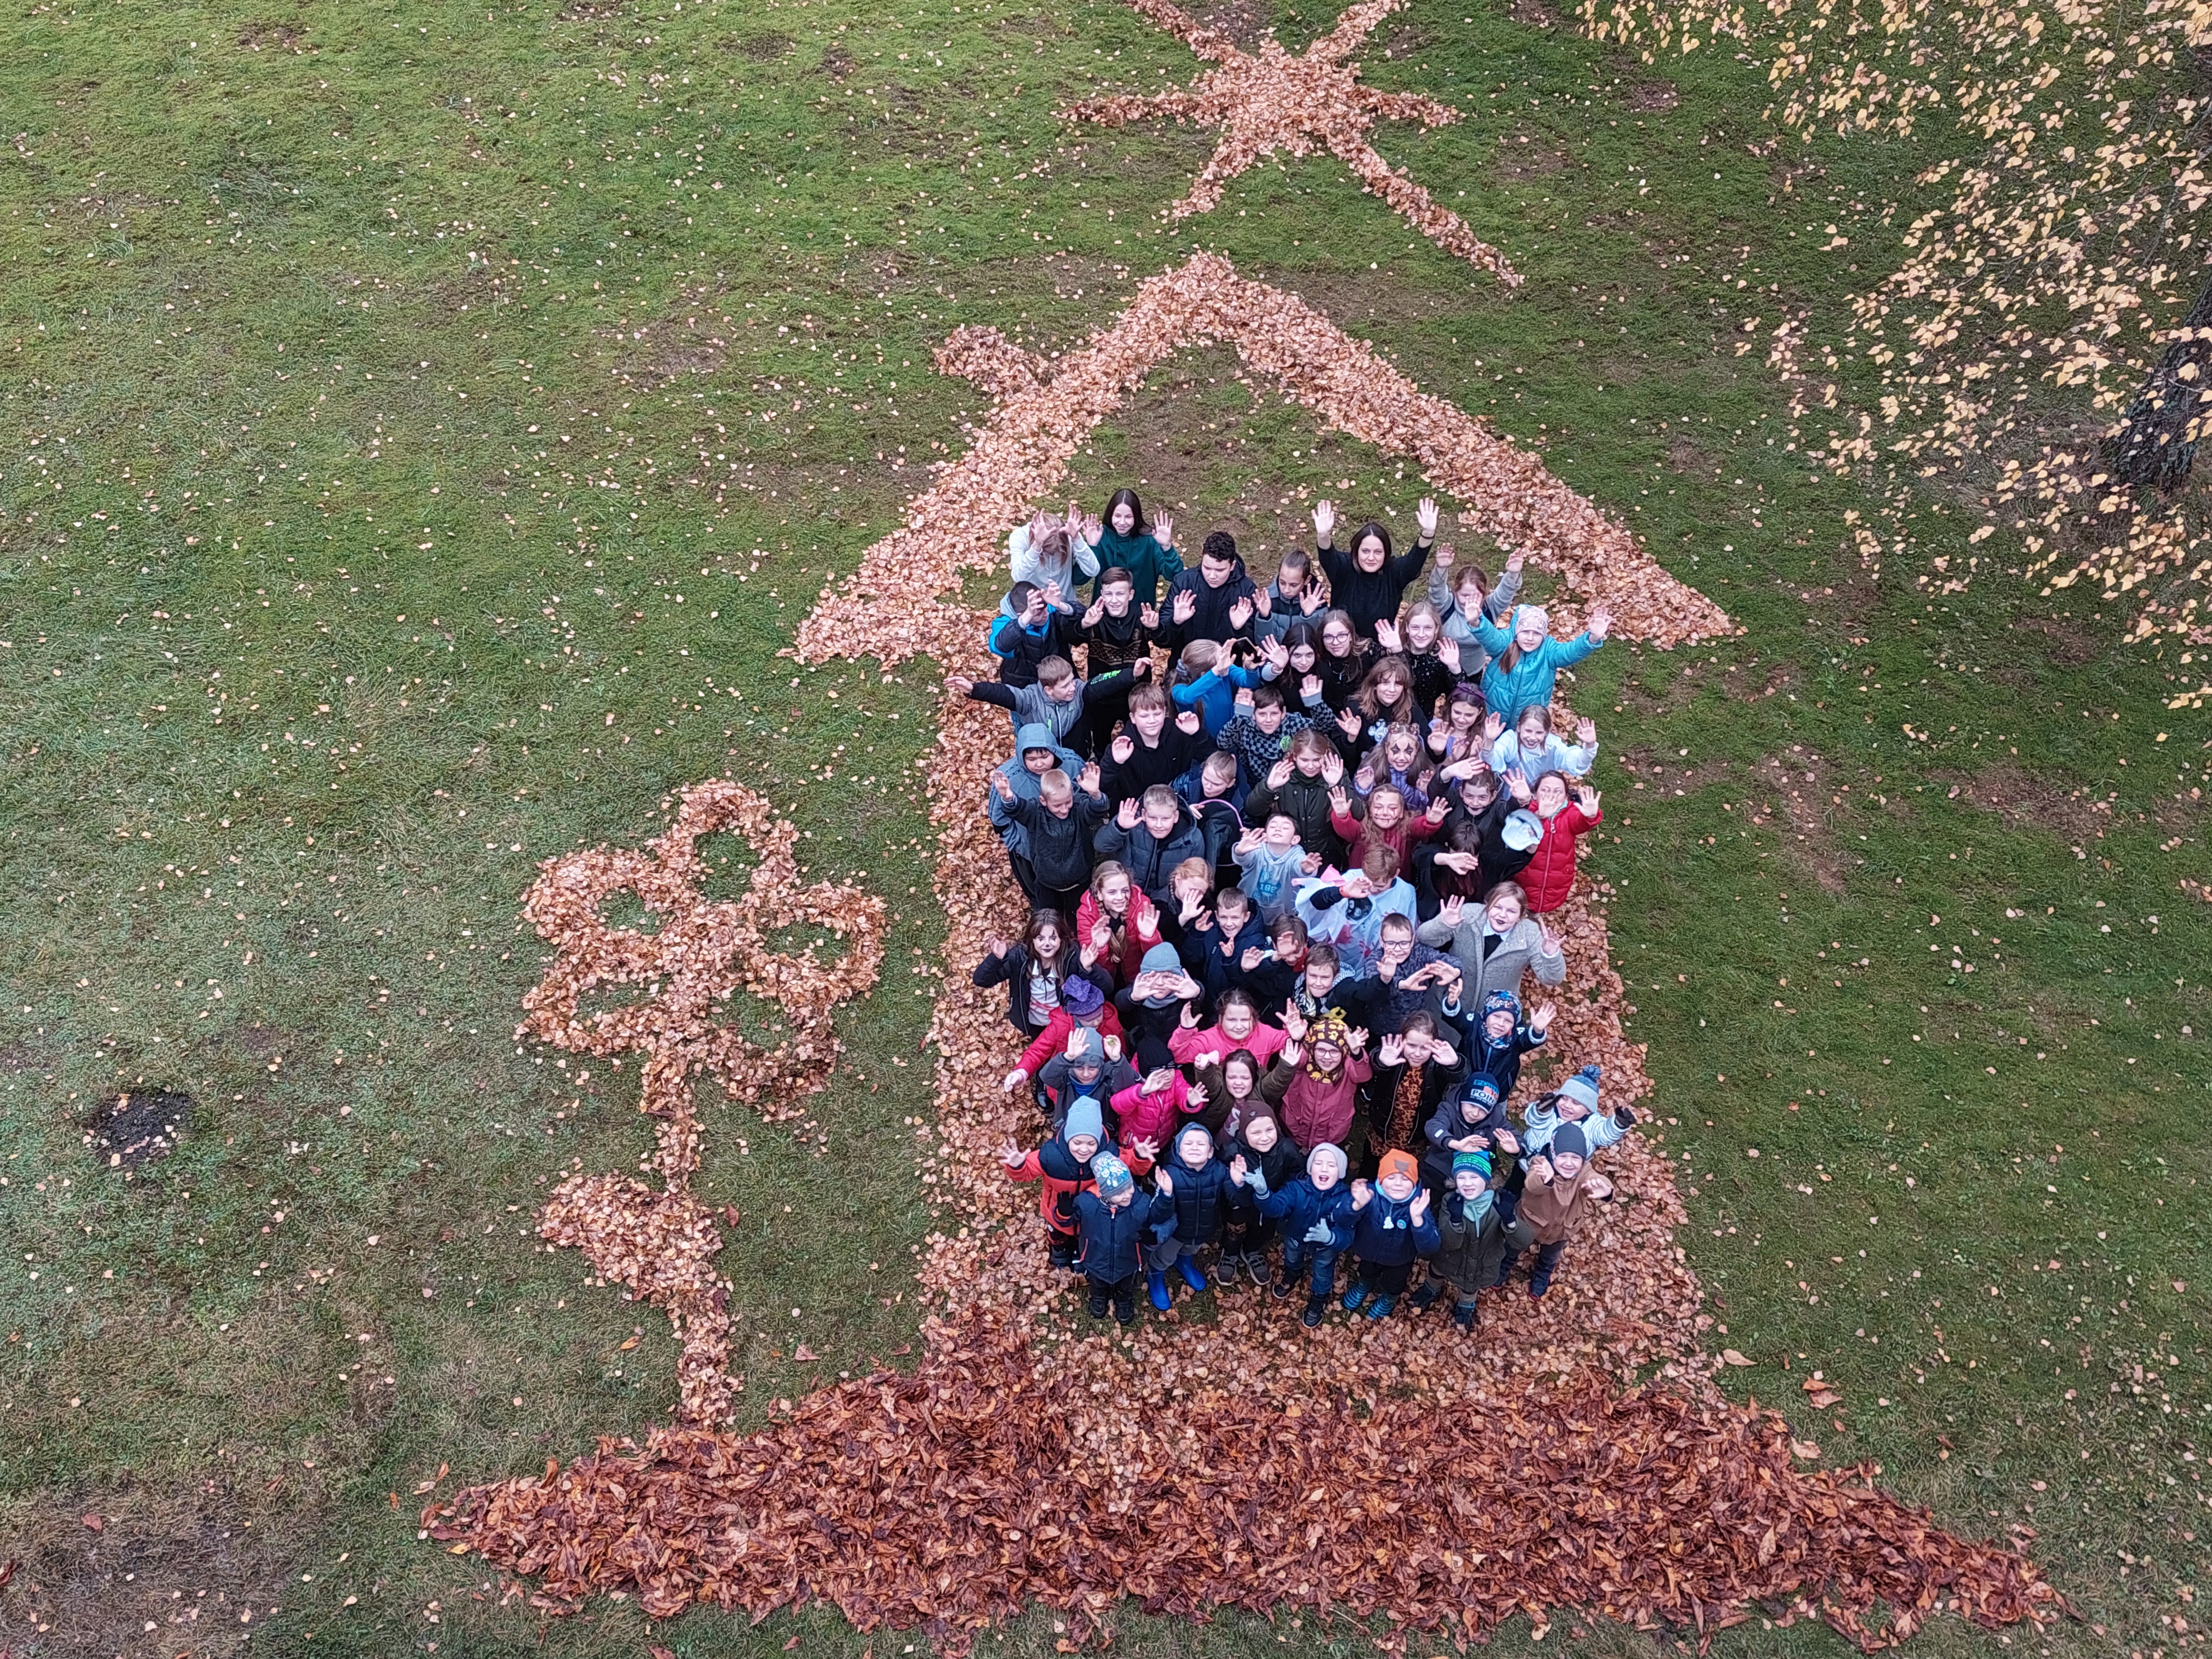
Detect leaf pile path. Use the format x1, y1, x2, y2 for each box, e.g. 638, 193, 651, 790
430, 265, 2064, 1648
1062, 0, 1518, 282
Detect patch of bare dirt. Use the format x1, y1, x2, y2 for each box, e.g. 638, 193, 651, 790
82, 1088, 190, 1172
1383, 20, 1438, 55
235, 20, 310, 51
1667, 433, 1720, 476
1626, 79, 1681, 111
819, 44, 857, 78
2012, 613, 2101, 668
0, 1483, 307, 1659
1747, 751, 1860, 894
1195, 0, 1274, 47
608, 288, 736, 390
1508, 0, 1562, 27
1496, 132, 1568, 178
731, 29, 793, 60
1272, 266, 1504, 329
1939, 762, 2112, 842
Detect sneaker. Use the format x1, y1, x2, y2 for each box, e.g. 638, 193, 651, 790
1364, 1294, 1396, 1320
1341, 1283, 1370, 1314
1270, 1277, 1295, 1301
1148, 1271, 1172, 1312
1300, 1294, 1326, 1328
1177, 1256, 1207, 1294
1451, 1301, 1479, 1330
1407, 1281, 1444, 1312
1529, 1278, 1552, 1300
1247, 1254, 1273, 1287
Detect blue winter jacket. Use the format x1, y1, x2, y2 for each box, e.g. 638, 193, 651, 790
1251, 1177, 1358, 1252
1471, 607, 1602, 716
1350, 1190, 1441, 1267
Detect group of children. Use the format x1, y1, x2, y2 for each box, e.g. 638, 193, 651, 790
977, 494, 1637, 1331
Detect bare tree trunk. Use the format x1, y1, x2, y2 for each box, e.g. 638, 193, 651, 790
2104, 269, 2212, 492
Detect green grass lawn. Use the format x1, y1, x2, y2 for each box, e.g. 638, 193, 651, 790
0, 0, 2206, 1653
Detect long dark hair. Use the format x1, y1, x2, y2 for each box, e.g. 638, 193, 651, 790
1025, 907, 1076, 977
1103, 487, 1146, 538
1350, 520, 1393, 563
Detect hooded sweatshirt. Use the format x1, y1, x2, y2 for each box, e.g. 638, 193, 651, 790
990, 723, 1086, 858
1316, 535, 1434, 640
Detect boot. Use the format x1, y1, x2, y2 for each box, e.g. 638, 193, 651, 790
1300, 1294, 1326, 1328
1363, 1294, 1396, 1320
1451, 1299, 1479, 1331
1148, 1270, 1172, 1312
1408, 1280, 1444, 1312
1269, 1274, 1294, 1301
1087, 1287, 1110, 1320
1049, 1233, 1077, 1270
1177, 1255, 1207, 1294
1341, 1281, 1370, 1314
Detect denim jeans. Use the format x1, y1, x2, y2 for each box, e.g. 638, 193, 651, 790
1280, 1240, 1340, 1297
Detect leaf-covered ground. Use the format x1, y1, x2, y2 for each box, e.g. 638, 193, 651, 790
0, 0, 2205, 1654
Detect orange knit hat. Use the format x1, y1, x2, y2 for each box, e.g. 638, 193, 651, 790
1377, 1149, 1420, 1186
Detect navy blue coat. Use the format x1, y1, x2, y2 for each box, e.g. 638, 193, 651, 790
1252, 1177, 1357, 1252
1350, 1191, 1441, 1267
1075, 1188, 1172, 1283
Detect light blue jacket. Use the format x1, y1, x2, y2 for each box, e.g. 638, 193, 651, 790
1472, 607, 1601, 716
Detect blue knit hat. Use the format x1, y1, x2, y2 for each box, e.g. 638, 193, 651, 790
1481, 989, 1519, 1023
1063, 1095, 1105, 1146
1141, 943, 1183, 976
1452, 1149, 1493, 1179
1091, 1152, 1133, 1200
1558, 1064, 1602, 1114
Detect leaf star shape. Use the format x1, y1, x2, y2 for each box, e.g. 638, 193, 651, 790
1063, 0, 1519, 284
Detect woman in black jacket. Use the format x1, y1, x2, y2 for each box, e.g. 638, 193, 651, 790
1313, 496, 1439, 639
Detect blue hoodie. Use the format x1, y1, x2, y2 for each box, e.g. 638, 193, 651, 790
990, 722, 1084, 858
1171, 662, 1267, 737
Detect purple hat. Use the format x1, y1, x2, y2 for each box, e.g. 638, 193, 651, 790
1061, 975, 1105, 1020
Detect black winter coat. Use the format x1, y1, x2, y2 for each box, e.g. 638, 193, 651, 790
1160, 1150, 1236, 1248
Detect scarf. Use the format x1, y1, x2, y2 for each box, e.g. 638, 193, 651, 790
1384, 1059, 1426, 1151
1446, 1187, 1495, 1229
